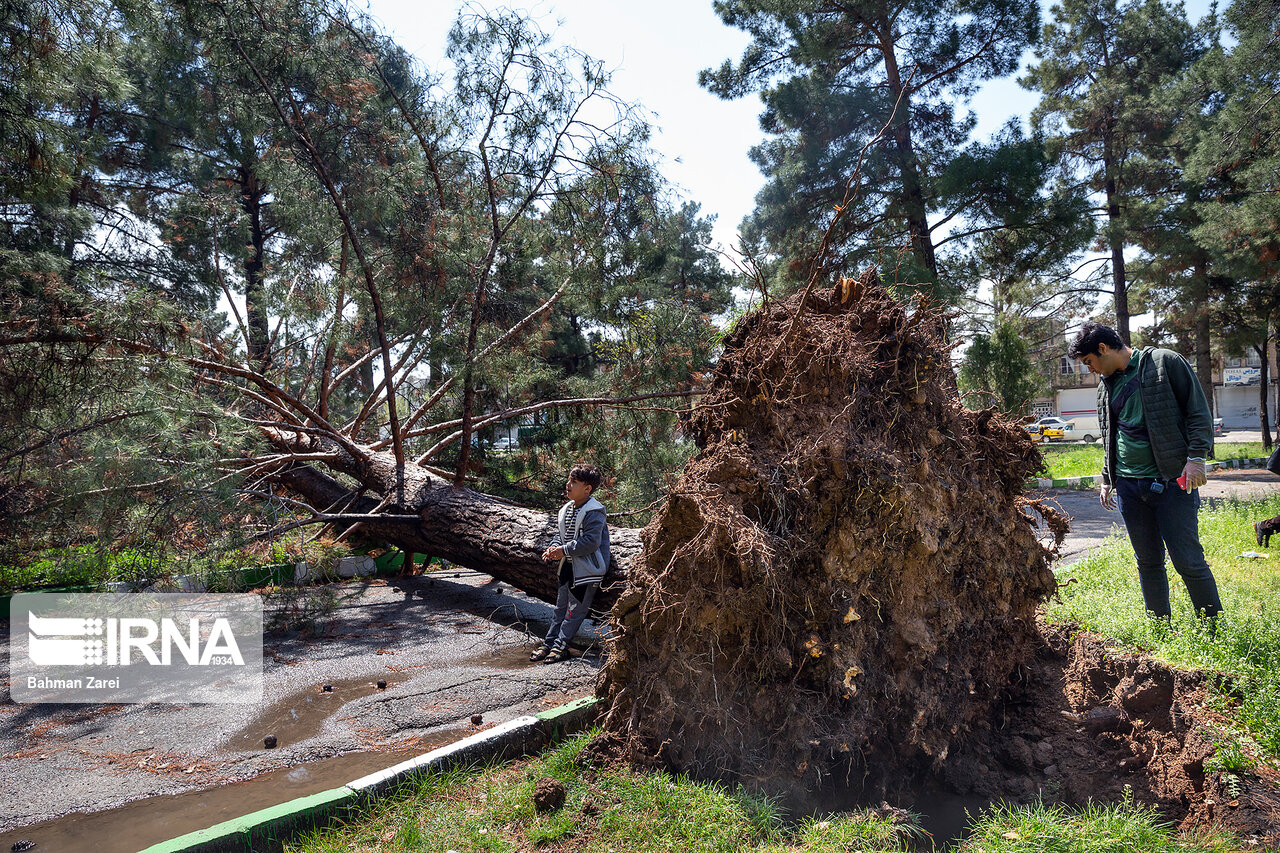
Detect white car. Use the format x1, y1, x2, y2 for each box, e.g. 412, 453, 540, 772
491, 436, 519, 451
1024, 416, 1075, 440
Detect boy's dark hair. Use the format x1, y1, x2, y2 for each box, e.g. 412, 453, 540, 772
569, 464, 602, 491
1067, 321, 1125, 360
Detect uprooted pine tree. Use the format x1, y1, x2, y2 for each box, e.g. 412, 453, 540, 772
596, 268, 1067, 792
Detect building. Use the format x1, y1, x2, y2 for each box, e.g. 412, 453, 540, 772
1037, 350, 1278, 431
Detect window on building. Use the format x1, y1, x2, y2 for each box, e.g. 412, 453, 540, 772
1059, 357, 1087, 375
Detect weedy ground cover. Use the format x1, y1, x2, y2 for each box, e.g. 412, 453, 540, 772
0, 536, 362, 593
1048, 494, 1280, 758
288, 732, 1247, 853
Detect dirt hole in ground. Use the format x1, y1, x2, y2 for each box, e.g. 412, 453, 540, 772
593, 270, 1280, 845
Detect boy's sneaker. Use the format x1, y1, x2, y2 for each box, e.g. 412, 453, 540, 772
529, 644, 552, 662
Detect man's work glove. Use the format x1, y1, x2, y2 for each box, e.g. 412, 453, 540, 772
1181, 458, 1207, 491
1100, 483, 1116, 510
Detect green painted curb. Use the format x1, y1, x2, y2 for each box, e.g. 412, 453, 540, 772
535, 695, 599, 731
1025, 456, 1270, 493
139, 695, 599, 853
534, 694, 597, 721
137, 786, 355, 853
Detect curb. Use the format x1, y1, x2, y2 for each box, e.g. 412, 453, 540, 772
1027, 456, 1268, 491
137, 696, 601, 853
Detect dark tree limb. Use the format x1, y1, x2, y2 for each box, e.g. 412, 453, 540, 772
268, 440, 641, 607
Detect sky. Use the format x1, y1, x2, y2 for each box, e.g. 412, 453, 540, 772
367, 0, 1218, 260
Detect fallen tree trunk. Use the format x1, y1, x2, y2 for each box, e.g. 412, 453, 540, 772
272, 446, 642, 607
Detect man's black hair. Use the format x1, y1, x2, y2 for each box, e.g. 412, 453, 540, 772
569, 464, 602, 491
1067, 321, 1125, 360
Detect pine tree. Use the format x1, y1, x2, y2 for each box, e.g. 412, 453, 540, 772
958, 318, 1046, 415
702, 0, 1038, 296
1120, 5, 1217, 401
1187, 0, 1280, 443
1022, 0, 1201, 343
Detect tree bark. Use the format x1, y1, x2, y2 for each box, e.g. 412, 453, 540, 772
239, 162, 270, 368
269, 433, 641, 606
1102, 134, 1129, 344
877, 18, 938, 283
1193, 254, 1214, 412
1257, 337, 1272, 450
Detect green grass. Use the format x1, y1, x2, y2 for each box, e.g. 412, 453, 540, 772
956, 797, 1240, 852
1040, 443, 1270, 480
0, 545, 163, 592
1048, 494, 1280, 757
289, 733, 916, 853
289, 732, 1250, 853
1040, 446, 1106, 479
0, 538, 365, 594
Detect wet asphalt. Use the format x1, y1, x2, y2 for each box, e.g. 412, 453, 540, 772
0, 570, 601, 847
3, 469, 1278, 849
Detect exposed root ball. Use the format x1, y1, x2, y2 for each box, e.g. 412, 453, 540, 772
597, 271, 1063, 791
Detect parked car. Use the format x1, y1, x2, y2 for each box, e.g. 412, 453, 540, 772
1030, 426, 1066, 443
492, 436, 519, 451
1214, 417, 1224, 436
1024, 416, 1074, 441
1032, 416, 1074, 432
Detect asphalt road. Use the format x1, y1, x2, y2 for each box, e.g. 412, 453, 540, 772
0, 571, 603, 847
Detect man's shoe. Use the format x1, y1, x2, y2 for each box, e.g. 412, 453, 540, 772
541, 646, 572, 664
529, 644, 551, 662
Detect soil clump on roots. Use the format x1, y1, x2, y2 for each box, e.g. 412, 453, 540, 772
597, 270, 1066, 792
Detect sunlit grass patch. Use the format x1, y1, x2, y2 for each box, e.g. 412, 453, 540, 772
287, 730, 1264, 852
1039, 443, 1269, 481
956, 798, 1241, 853
1040, 446, 1106, 479
287, 731, 920, 853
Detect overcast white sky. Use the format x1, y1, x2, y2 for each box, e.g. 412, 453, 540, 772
368, 0, 1217, 258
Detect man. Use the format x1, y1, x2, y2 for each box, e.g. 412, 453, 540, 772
1068, 322, 1223, 621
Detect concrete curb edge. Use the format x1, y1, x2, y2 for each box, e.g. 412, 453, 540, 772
1027, 457, 1267, 491
138, 696, 601, 853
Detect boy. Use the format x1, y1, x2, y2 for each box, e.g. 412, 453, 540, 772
532, 464, 610, 663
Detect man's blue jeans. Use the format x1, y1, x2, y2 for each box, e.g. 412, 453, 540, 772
1115, 476, 1223, 619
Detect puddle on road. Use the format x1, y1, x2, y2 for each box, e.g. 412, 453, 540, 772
461, 644, 603, 669
0, 727, 469, 853
225, 672, 409, 751
463, 644, 538, 670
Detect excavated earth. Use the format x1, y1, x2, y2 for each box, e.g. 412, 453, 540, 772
592, 271, 1280, 845
949, 623, 1280, 847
